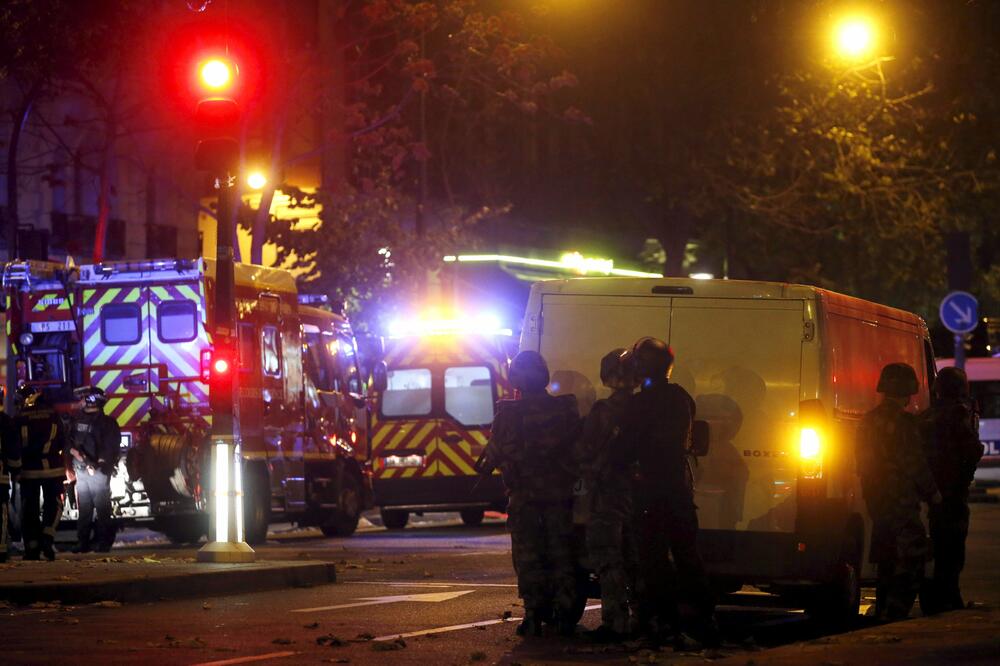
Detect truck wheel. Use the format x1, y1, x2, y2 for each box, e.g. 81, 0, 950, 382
380, 508, 409, 530
243, 464, 271, 545
460, 508, 485, 526
155, 516, 208, 545
320, 473, 362, 537
806, 534, 862, 627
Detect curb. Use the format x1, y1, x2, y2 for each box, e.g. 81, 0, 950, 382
0, 561, 337, 606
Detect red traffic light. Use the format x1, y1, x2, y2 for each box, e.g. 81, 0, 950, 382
213, 357, 231, 375
199, 58, 234, 90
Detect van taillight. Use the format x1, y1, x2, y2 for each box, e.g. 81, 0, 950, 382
200, 349, 212, 382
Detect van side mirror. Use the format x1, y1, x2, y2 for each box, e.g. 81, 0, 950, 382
691, 420, 710, 457
371, 361, 388, 393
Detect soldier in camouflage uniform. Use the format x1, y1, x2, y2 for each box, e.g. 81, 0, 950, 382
919, 367, 982, 613
483, 350, 580, 636
486, 351, 580, 636
856, 363, 941, 620
575, 348, 637, 642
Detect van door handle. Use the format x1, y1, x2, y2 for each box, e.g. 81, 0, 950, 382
124, 375, 147, 389
442, 433, 462, 444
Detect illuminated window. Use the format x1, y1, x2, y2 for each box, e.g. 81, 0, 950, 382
444, 366, 494, 426
382, 368, 432, 418
157, 300, 197, 343
261, 325, 281, 377
101, 303, 142, 345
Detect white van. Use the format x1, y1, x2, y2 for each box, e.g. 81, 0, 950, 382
520, 278, 935, 621
935, 357, 1000, 484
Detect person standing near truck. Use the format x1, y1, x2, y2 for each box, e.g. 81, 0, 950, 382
482, 351, 580, 637
621, 337, 718, 648
857, 363, 941, 620
919, 366, 983, 613
575, 348, 638, 642
67, 387, 121, 553
16, 386, 67, 561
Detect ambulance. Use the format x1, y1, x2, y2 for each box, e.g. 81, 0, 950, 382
369, 315, 512, 528
520, 277, 936, 622
935, 357, 1000, 483
2, 258, 373, 542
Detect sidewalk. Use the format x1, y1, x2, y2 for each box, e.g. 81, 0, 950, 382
0, 552, 336, 605
714, 605, 1000, 665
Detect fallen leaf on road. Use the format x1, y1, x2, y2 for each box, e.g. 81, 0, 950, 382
92, 601, 122, 608
202, 602, 212, 610
371, 638, 406, 652
317, 634, 346, 647
272, 638, 294, 645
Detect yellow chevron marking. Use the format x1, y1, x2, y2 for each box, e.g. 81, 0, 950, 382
92, 344, 119, 367
117, 398, 146, 426
93, 288, 122, 312
384, 425, 416, 452
381, 467, 398, 480
401, 422, 436, 452
123, 287, 141, 303
438, 442, 476, 475
105, 397, 124, 416
178, 285, 201, 303
401, 467, 419, 478
96, 371, 121, 392
372, 426, 394, 448
151, 286, 170, 302
434, 460, 456, 477
58, 298, 70, 310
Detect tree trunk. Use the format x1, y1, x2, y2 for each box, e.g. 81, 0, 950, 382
659, 207, 695, 277
6, 86, 40, 262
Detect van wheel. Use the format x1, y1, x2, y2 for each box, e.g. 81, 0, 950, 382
460, 508, 485, 526
320, 473, 362, 537
244, 464, 271, 545
807, 535, 862, 627
380, 509, 409, 530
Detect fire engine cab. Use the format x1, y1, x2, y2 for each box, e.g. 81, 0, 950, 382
370, 314, 511, 529
1, 258, 374, 543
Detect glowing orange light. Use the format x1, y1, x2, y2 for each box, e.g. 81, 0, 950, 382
200, 59, 232, 90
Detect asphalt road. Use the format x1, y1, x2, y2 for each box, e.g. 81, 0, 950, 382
2, 504, 998, 665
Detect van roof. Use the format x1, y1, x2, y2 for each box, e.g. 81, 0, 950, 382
530, 277, 925, 330
936, 357, 1000, 381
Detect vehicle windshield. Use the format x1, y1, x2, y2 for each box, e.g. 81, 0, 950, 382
381, 368, 432, 418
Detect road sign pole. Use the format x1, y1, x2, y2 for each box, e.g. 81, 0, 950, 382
954, 333, 966, 371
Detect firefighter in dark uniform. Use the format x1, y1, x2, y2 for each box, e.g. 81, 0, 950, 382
919, 366, 982, 613
0, 402, 21, 562
15, 386, 67, 561
482, 351, 580, 636
575, 348, 637, 642
67, 386, 120, 553
620, 337, 718, 647
856, 363, 941, 620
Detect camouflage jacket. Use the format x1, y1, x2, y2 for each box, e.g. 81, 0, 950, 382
484, 392, 580, 504
0, 412, 21, 484
574, 389, 631, 489
919, 398, 983, 500
856, 401, 938, 515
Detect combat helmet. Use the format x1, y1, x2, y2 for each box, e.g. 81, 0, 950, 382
876, 363, 919, 397
15, 384, 44, 410
631, 337, 675, 380
509, 351, 550, 393
599, 348, 632, 389
934, 366, 970, 399
74, 385, 108, 411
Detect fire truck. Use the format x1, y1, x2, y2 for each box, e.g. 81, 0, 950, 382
1, 258, 374, 543
370, 315, 511, 529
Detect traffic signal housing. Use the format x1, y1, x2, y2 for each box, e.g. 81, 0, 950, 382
206, 343, 236, 415
194, 56, 241, 173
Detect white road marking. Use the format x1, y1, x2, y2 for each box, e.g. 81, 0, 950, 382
344, 580, 517, 588
373, 604, 603, 641
290, 589, 474, 613
189, 651, 297, 666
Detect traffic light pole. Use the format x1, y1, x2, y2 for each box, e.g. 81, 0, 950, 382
198, 176, 254, 563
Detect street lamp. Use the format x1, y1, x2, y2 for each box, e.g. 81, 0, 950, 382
246, 171, 267, 190
832, 15, 877, 60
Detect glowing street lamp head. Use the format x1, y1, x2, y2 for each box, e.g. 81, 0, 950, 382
246, 171, 267, 190
833, 16, 876, 59
199, 58, 233, 90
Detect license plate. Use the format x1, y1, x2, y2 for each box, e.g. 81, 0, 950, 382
30, 320, 75, 333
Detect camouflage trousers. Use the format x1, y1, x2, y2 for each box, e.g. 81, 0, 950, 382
871, 509, 928, 620
587, 483, 636, 634
927, 498, 971, 611
508, 498, 576, 620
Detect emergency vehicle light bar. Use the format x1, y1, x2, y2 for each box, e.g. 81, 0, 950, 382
442, 252, 664, 278
387, 314, 512, 339
95, 258, 197, 275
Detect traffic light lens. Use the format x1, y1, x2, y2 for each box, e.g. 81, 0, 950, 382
200, 59, 232, 89
213, 357, 231, 374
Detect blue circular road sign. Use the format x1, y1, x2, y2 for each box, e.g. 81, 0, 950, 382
940, 291, 979, 334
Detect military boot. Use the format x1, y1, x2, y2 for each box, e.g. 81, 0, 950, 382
516, 610, 543, 637
41, 537, 56, 561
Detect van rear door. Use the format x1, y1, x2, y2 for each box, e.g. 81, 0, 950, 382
669, 298, 804, 534
539, 294, 671, 414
